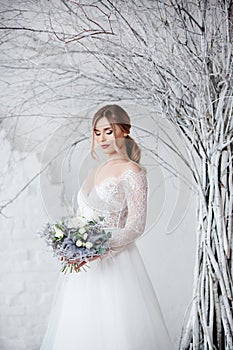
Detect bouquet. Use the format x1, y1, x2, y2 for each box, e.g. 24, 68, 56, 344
38, 215, 112, 273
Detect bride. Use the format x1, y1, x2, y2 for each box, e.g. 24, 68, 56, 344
40, 104, 175, 350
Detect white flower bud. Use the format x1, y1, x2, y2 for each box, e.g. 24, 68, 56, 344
86, 242, 93, 249
76, 239, 83, 247
54, 226, 64, 239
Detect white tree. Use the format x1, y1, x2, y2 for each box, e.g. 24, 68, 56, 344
0, 1, 232, 348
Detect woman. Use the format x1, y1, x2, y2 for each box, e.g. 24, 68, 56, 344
40, 104, 175, 350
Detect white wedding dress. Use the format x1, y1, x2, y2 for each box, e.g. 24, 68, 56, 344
40, 166, 175, 350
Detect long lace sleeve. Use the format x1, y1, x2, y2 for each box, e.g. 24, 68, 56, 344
107, 168, 148, 255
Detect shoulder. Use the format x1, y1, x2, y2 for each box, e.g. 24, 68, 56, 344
121, 162, 148, 191
121, 161, 146, 175
127, 164, 141, 174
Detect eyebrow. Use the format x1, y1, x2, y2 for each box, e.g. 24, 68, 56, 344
94, 127, 112, 131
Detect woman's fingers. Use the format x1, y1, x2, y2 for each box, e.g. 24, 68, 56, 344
60, 254, 101, 266
75, 260, 87, 270
88, 255, 100, 262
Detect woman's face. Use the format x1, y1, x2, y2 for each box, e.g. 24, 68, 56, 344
93, 116, 126, 156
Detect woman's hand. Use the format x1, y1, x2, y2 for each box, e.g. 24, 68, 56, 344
59, 255, 100, 269
59, 249, 111, 270
73, 255, 102, 271
87, 255, 100, 262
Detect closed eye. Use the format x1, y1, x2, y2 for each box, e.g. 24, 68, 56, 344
95, 130, 113, 136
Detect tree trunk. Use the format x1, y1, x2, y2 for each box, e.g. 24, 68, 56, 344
180, 145, 233, 349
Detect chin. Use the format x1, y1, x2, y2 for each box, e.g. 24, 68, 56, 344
99, 145, 112, 152
101, 148, 110, 152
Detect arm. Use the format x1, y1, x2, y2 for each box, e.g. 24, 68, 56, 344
107, 167, 148, 256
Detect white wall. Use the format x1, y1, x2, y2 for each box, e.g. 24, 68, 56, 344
0, 113, 196, 349
0, 128, 60, 350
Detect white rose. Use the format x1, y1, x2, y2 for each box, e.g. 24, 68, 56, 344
76, 239, 83, 247
76, 215, 88, 228
70, 215, 87, 228
79, 227, 86, 234
83, 233, 88, 241
86, 242, 93, 249
54, 226, 64, 239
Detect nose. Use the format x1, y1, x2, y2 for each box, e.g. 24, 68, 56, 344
100, 132, 106, 142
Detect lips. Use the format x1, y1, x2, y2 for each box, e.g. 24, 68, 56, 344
101, 144, 110, 148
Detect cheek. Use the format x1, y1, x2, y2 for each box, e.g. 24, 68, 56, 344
94, 135, 98, 143
107, 134, 115, 140
94, 133, 114, 143
94, 136, 103, 144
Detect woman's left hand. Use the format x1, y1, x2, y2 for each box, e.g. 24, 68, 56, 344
69, 255, 101, 271
87, 255, 100, 262
64, 251, 111, 271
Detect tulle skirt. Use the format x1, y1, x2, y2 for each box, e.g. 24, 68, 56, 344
40, 243, 175, 350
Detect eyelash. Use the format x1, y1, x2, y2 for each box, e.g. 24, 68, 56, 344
95, 130, 113, 136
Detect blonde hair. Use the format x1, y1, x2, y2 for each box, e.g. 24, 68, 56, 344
91, 104, 141, 164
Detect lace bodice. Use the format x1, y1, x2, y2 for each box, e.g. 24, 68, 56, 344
76, 166, 148, 255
